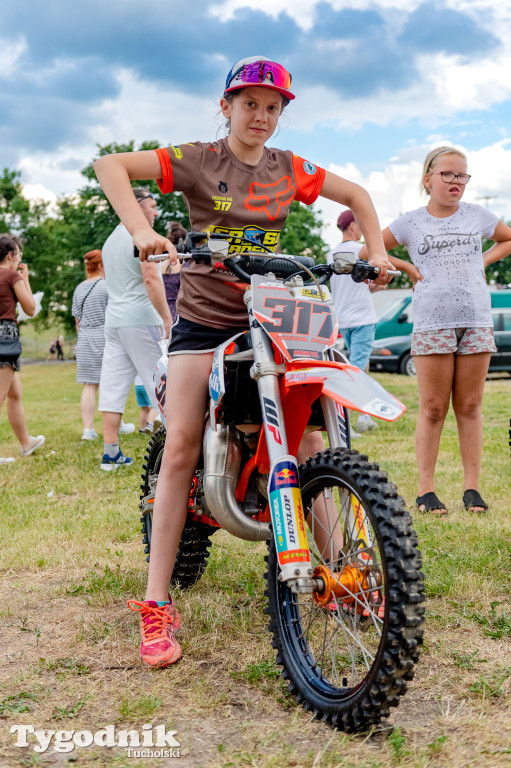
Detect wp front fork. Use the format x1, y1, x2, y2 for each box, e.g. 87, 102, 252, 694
246, 303, 313, 589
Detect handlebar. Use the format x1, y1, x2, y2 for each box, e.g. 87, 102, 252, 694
134, 233, 400, 285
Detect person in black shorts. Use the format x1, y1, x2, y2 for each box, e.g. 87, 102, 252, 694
94, 55, 392, 669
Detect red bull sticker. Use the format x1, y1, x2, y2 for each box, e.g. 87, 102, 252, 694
269, 460, 298, 493
274, 467, 297, 486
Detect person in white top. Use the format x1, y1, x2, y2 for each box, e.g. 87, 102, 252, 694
98, 187, 172, 470
380, 146, 511, 515
327, 209, 382, 434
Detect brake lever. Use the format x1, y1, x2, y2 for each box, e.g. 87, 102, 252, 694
351, 259, 401, 283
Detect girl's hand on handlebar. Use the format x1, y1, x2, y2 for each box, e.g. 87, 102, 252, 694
134, 231, 177, 265
368, 252, 392, 283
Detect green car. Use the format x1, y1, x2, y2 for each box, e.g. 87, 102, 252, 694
370, 307, 511, 376
374, 289, 511, 341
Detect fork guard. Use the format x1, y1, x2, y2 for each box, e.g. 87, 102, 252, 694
284, 361, 405, 421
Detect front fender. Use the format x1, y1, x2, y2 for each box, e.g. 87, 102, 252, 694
284, 363, 405, 421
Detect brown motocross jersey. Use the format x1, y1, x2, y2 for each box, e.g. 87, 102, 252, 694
155, 138, 325, 328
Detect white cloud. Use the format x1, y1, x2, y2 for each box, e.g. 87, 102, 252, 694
89, 69, 221, 149
209, 0, 319, 28
210, 0, 423, 29
0, 37, 27, 79
18, 149, 92, 198
16, 69, 224, 198
22, 183, 58, 208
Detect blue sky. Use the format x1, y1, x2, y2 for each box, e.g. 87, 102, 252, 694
3, 0, 511, 245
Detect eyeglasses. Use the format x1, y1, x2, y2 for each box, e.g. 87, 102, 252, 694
430, 171, 471, 184
137, 193, 155, 203
226, 60, 292, 92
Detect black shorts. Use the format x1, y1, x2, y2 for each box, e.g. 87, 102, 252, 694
168, 317, 248, 355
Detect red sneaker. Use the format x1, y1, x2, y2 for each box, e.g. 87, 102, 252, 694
128, 600, 181, 668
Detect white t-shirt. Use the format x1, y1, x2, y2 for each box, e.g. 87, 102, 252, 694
326, 240, 377, 329
102, 224, 163, 328
389, 203, 498, 331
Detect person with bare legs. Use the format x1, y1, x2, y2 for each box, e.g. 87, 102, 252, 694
72, 249, 109, 440
94, 55, 391, 668
98, 188, 172, 469
0, 234, 45, 459
379, 146, 511, 514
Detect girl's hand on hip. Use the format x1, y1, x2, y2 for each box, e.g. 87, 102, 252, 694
408, 265, 424, 288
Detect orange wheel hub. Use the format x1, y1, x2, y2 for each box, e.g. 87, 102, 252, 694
312, 563, 380, 608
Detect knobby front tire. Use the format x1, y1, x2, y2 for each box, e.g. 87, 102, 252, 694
265, 448, 425, 732
139, 425, 216, 589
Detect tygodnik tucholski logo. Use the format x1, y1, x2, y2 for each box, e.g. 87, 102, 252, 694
10, 723, 181, 758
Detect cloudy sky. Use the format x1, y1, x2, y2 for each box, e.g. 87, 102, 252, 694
3, 0, 511, 246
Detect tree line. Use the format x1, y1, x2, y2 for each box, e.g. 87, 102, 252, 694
2, 142, 509, 332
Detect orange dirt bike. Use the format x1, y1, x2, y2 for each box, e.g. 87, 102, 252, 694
139, 232, 424, 732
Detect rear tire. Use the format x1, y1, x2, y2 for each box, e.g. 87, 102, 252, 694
140, 425, 216, 589
265, 448, 424, 732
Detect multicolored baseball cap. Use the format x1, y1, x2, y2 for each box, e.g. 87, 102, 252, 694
224, 56, 295, 100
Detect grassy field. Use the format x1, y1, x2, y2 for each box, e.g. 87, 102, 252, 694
0, 363, 510, 768
18, 322, 76, 361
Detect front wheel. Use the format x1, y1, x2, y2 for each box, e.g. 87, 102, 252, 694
265, 449, 424, 732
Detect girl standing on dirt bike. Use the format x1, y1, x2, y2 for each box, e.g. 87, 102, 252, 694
378, 146, 511, 516
94, 55, 392, 669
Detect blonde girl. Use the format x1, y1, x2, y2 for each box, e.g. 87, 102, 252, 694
382, 146, 511, 515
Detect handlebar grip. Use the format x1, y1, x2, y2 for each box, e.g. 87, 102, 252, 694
133, 246, 172, 263
371, 267, 401, 276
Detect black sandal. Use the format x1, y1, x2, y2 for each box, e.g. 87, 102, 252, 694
416, 492, 448, 515
463, 489, 488, 513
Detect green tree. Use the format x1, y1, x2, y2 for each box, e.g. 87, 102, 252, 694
279, 201, 327, 262
386, 243, 415, 288
484, 233, 511, 287
0, 168, 32, 233
25, 141, 190, 331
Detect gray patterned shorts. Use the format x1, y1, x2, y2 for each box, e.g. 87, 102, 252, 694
0, 319, 21, 371
411, 326, 496, 356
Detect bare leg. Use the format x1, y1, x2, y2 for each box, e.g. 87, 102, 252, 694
297, 430, 324, 464
80, 383, 98, 430
102, 412, 123, 443
139, 406, 149, 430
145, 353, 213, 602
5, 372, 31, 448
452, 352, 490, 511
414, 354, 454, 513
298, 430, 345, 564
139, 406, 155, 430
0, 366, 15, 409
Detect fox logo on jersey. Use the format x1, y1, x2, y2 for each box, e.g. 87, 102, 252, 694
245, 177, 295, 221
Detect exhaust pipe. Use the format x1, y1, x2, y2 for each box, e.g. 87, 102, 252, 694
203, 422, 270, 542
